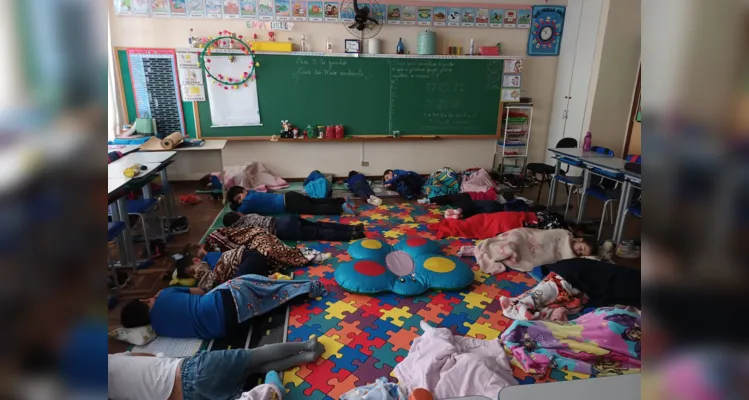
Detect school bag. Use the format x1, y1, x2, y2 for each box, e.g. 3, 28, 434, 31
423, 167, 461, 199
303, 170, 331, 198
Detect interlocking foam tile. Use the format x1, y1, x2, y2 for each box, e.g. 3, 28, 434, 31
285, 202, 564, 398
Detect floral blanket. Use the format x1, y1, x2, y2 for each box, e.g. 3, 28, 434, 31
500, 306, 641, 377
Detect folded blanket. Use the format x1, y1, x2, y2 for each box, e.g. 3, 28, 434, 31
461, 168, 495, 194
500, 272, 587, 321
394, 322, 517, 399
428, 212, 537, 239
474, 228, 577, 273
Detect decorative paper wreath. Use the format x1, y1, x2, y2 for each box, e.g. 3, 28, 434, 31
199, 34, 258, 89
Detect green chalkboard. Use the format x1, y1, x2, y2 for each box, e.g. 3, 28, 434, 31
116, 49, 197, 138
116, 49, 506, 138
196, 54, 504, 137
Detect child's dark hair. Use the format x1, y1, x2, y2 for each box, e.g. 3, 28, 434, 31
223, 211, 241, 227
383, 169, 393, 179
199, 174, 212, 188
120, 299, 151, 328
226, 186, 245, 204
348, 170, 359, 178
174, 244, 201, 279
579, 236, 599, 255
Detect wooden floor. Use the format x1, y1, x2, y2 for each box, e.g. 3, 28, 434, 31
108, 180, 640, 351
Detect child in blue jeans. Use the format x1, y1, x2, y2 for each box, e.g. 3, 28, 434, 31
345, 171, 382, 206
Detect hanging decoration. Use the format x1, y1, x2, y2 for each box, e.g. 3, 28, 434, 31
199, 30, 259, 90
527, 5, 566, 56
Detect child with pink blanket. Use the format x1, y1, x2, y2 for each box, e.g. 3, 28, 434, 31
471, 228, 597, 274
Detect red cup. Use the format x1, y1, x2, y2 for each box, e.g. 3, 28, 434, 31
335, 125, 344, 139
325, 126, 335, 139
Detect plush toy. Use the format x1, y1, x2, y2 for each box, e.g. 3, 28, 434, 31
335, 238, 474, 296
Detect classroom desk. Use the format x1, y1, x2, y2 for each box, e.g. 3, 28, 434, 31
613, 170, 641, 243
110, 151, 177, 216
142, 140, 227, 200
546, 148, 613, 208
576, 156, 629, 224
497, 374, 641, 400
108, 176, 136, 269
107, 144, 140, 155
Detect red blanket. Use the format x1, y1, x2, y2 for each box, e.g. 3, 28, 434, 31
428, 212, 538, 239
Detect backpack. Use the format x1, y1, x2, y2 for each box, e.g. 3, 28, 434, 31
423, 167, 461, 199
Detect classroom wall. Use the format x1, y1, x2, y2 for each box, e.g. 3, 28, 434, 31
109, 0, 567, 178
585, 0, 641, 157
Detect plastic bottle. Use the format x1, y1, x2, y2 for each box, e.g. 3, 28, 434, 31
396, 38, 405, 54
583, 131, 592, 151
326, 37, 332, 52
469, 38, 475, 55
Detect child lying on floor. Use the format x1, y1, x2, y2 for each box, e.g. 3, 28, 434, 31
222, 211, 366, 241
227, 186, 356, 215
109, 339, 323, 400
429, 211, 568, 239
120, 274, 327, 339
176, 244, 277, 291
202, 226, 331, 271
346, 170, 382, 205
383, 169, 424, 199
465, 228, 597, 274
425, 192, 530, 217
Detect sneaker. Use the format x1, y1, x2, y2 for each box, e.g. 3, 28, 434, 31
169, 216, 189, 235
368, 195, 383, 206
417, 198, 430, 205
342, 203, 357, 215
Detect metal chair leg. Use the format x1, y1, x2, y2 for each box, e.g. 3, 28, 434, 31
138, 214, 152, 258
564, 184, 574, 220
597, 204, 607, 241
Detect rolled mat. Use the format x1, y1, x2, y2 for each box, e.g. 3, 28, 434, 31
139, 132, 184, 151
160, 132, 184, 149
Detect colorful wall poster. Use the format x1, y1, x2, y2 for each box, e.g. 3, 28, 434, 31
206, 0, 223, 17
417, 7, 432, 25
503, 9, 517, 27
386, 5, 401, 24
323, 1, 339, 22
114, 0, 133, 16
150, 0, 170, 17
517, 9, 531, 28
170, 0, 188, 16
275, 0, 291, 20
291, 0, 307, 20
340, 1, 354, 21
447, 7, 460, 26
501, 88, 520, 102
402, 5, 417, 25
240, 0, 257, 19
223, 0, 240, 18
188, 0, 206, 17
504, 59, 523, 73
132, 0, 151, 15
475, 8, 489, 26
461, 7, 475, 26
371, 3, 385, 21
307, 1, 323, 21
433, 6, 446, 26
502, 74, 521, 88
489, 9, 502, 27
528, 5, 566, 56
258, 0, 274, 19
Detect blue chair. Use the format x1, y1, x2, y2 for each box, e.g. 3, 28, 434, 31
525, 138, 577, 203
559, 146, 615, 220
585, 154, 639, 240
108, 198, 164, 257
617, 155, 642, 240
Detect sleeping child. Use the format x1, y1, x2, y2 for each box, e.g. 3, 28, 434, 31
468, 228, 597, 274
223, 211, 366, 241
345, 170, 382, 206
227, 186, 356, 215
383, 169, 424, 199
175, 243, 276, 291
429, 211, 568, 239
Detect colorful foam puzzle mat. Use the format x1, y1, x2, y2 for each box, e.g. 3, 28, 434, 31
284, 202, 580, 399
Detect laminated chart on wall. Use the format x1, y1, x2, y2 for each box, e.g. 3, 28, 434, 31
127, 49, 186, 135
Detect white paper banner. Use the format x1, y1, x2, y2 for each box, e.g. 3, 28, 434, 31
179, 68, 204, 85
177, 52, 200, 68
181, 85, 206, 101
205, 56, 261, 126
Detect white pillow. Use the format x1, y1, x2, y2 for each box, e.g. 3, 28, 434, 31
108, 325, 158, 346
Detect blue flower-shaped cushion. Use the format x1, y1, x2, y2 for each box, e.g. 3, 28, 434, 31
335, 238, 474, 296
